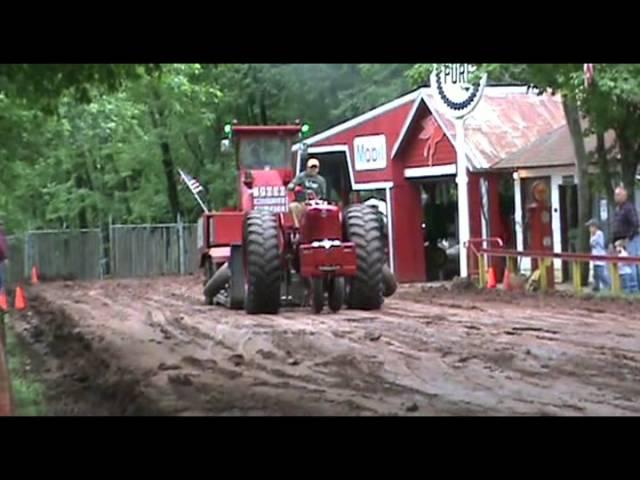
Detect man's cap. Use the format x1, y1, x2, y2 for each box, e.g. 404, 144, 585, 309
615, 239, 627, 248
585, 218, 599, 227
307, 158, 320, 168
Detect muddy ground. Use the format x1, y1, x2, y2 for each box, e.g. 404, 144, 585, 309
9, 275, 640, 415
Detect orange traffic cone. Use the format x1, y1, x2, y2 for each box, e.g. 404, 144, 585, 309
502, 268, 511, 290
14, 285, 28, 311
31, 266, 39, 285
0, 291, 8, 312
487, 267, 497, 289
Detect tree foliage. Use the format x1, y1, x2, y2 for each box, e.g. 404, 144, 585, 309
0, 64, 412, 232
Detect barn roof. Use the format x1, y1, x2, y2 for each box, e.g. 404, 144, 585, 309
392, 86, 567, 169
294, 86, 568, 171
292, 89, 421, 151
492, 124, 618, 170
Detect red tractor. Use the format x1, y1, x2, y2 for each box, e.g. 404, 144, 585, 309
198, 123, 396, 314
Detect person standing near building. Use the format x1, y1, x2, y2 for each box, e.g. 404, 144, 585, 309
586, 219, 610, 292
0, 220, 8, 293
615, 239, 639, 294
612, 186, 640, 285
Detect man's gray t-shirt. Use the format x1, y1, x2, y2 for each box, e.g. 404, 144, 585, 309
288, 172, 327, 199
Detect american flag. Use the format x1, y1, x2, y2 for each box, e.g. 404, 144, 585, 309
584, 63, 595, 88
178, 168, 204, 194
178, 168, 209, 212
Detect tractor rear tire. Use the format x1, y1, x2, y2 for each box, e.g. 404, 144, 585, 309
344, 204, 384, 310
244, 210, 282, 314
311, 277, 324, 314
328, 277, 344, 313
382, 264, 398, 298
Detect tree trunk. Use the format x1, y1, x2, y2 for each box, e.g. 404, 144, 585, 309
615, 110, 638, 205
562, 96, 591, 286
621, 153, 637, 206
74, 173, 89, 229
259, 89, 268, 125
183, 133, 205, 167
596, 132, 616, 206
149, 105, 181, 220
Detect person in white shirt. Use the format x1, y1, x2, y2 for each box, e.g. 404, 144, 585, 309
586, 219, 610, 292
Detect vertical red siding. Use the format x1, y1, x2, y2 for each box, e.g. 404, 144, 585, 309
397, 107, 457, 170
487, 173, 505, 281
315, 101, 414, 184
391, 183, 425, 282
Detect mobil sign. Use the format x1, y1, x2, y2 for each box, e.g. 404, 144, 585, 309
353, 134, 387, 171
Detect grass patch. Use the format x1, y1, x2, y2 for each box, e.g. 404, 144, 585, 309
3, 316, 47, 416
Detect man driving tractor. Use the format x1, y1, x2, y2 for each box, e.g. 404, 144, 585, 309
287, 157, 327, 228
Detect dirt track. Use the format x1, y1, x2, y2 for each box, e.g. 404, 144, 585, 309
10, 276, 640, 415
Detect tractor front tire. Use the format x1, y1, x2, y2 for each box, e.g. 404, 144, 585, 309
311, 277, 324, 314
344, 204, 384, 310
203, 262, 231, 305
328, 277, 345, 313
382, 264, 398, 298
244, 210, 282, 314
203, 257, 217, 286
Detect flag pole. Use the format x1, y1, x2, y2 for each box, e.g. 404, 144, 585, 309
178, 168, 209, 214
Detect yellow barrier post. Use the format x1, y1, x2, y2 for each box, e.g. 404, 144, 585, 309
572, 261, 582, 294
507, 256, 517, 275
478, 255, 486, 288
539, 258, 548, 292
609, 262, 621, 294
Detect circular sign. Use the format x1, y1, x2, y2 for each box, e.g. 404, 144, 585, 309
430, 64, 487, 118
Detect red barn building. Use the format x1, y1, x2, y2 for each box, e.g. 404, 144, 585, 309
293, 86, 565, 283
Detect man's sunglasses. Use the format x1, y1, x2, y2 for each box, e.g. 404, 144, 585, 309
309, 165, 319, 169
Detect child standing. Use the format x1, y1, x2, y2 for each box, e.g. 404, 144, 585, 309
586, 219, 610, 292
615, 239, 639, 294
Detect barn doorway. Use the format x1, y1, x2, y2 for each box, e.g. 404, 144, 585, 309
559, 182, 578, 282
303, 151, 352, 205
415, 177, 460, 281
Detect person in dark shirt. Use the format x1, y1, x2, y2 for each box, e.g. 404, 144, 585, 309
287, 158, 327, 228
613, 186, 640, 285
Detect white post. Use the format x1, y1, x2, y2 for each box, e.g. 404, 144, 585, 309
455, 119, 470, 278
480, 176, 489, 241
108, 215, 114, 278
385, 186, 395, 274
550, 175, 563, 283
177, 213, 185, 275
